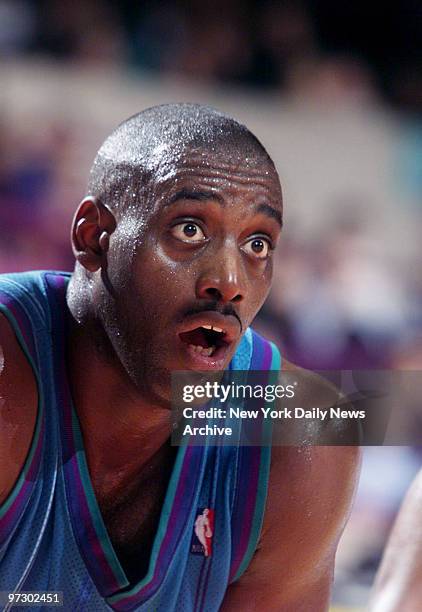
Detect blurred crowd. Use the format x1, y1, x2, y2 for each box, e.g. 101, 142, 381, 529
1, 0, 421, 113
259, 213, 422, 371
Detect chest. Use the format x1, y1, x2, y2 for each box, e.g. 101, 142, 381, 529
94, 447, 176, 582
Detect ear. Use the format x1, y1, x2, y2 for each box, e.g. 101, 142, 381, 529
71, 197, 117, 272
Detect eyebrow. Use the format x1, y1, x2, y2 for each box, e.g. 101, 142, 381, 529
167, 189, 283, 227
168, 189, 224, 205
255, 203, 283, 227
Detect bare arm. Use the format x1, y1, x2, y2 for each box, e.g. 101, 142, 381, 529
221, 445, 360, 611
369, 468, 422, 612
0, 312, 37, 504
221, 366, 361, 611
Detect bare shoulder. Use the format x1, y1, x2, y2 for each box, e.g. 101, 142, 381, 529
265, 361, 361, 547
282, 358, 343, 410
275, 359, 363, 445
221, 361, 361, 610
0, 312, 38, 505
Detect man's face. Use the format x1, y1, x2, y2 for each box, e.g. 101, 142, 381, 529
97, 146, 283, 405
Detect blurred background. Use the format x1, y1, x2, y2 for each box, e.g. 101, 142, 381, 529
1, 0, 421, 609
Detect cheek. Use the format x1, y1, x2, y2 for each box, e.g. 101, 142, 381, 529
247, 263, 273, 310
131, 244, 197, 307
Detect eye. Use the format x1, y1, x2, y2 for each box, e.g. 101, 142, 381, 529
241, 237, 272, 259
170, 221, 206, 243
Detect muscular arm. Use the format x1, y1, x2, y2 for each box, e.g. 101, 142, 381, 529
369, 468, 422, 612
221, 366, 361, 611
0, 312, 37, 505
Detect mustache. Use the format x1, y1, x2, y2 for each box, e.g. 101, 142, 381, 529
182, 301, 243, 332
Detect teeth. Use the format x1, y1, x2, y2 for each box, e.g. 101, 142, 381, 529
188, 344, 216, 357
200, 325, 224, 333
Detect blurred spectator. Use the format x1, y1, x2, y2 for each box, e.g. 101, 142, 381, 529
132, 0, 252, 84
257, 1, 317, 90
34, 0, 126, 66
262, 208, 410, 369
0, 0, 35, 55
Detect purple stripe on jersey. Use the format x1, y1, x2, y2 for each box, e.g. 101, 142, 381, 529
112, 445, 205, 609
229, 448, 261, 581
0, 411, 45, 539
47, 273, 126, 597
0, 480, 32, 542
257, 339, 273, 371
61, 408, 123, 596
0, 292, 38, 367
0, 289, 44, 544
228, 334, 272, 582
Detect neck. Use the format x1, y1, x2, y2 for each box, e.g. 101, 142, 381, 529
65, 305, 172, 496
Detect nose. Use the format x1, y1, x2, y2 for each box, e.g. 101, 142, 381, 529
196, 250, 245, 304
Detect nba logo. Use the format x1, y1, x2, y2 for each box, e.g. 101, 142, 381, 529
191, 508, 215, 557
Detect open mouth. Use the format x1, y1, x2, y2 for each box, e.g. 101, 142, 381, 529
176, 311, 240, 369
178, 325, 227, 358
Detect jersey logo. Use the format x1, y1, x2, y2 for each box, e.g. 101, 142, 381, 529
191, 508, 215, 557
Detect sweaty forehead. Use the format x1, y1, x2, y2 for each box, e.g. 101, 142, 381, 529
96, 106, 268, 165
152, 148, 282, 206
97, 130, 273, 179
88, 105, 282, 217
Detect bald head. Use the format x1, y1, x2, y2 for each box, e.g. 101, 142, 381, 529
87, 103, 277, 218
69, 103, 283, 395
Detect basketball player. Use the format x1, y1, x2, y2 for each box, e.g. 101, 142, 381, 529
369, 467, 422, 611
0, 104, 360, 610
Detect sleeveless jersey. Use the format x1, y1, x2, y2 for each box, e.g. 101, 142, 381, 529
0, 271, 281, 611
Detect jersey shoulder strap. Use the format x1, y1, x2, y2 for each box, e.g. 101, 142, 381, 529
0, 271, 68, 547
229, 327, 281, 583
